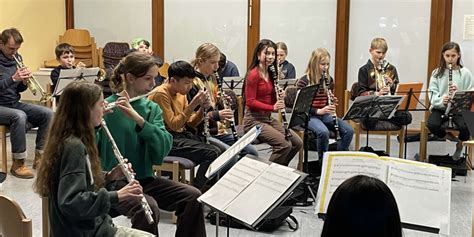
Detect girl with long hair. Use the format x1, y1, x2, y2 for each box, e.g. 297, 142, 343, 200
34, 81, 151, 236
243, 39, 302, 166
427, 41, 473, 160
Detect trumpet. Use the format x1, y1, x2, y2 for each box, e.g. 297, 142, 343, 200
100, 119, 154, 224
12, 54, 52, 102
104, 91, 154, 110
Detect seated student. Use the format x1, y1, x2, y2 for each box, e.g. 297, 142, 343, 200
34, 81, 153, 237
97, 53, 206, 236
427, 41, 473, 160
50, 43, 86, 90
353, 37, 411, 130
276, 42, 296, 79
321, 175, 402, 237
130, 38, 164, 86
296, 48, 353, 157
217, 52, 240, 78
243, 39, 302, 166
149, 60, 222, 190
188, 43, 259, 157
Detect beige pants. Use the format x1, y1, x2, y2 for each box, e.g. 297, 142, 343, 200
115, 226, 155, 237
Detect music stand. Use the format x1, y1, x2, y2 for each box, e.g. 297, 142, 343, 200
343, 95, 404, 153
395, 83, 430, 159
446, 90, 474, 116
53, 68, 99, 96
287, 84, 319, 206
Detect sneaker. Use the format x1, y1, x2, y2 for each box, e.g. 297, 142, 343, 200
452, 141, 463, 160
10, 159, 34, 179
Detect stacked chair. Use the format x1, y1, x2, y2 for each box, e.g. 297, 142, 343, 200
44, 29, 99, 68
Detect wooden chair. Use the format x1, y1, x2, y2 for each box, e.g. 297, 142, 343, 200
42, 197, 49, 237
44, 29, 99, 68
159, 62, 170, 80
0, 195, 32, 237
0, 125, 7, 174
345, 90, 405, 158
153, 156, 196, 223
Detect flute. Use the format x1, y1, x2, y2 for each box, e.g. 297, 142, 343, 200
105, 91, 154, 110
101, 119, 154, 224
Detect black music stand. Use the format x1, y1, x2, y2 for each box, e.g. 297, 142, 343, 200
396, 88, 431, 159
343, 95, 404, 153
287, 84, 319, 206
446, 90, 474, 117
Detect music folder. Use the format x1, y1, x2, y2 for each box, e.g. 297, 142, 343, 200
53, 67, 99, 96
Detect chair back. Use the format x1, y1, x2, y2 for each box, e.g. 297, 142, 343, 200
0, 195, 32, 237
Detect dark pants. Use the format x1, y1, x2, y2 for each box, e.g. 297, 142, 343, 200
427, 109, 469, 141
0, 102, 52, 159
168, 131, 221, 188
109, 177, 206, 237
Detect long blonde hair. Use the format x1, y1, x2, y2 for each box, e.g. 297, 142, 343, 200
305, 48, 330, 85
34, 82, 104, 197
191, 43, 220, 69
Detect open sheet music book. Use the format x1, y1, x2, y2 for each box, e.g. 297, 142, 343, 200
199, 157, 306, 229
315, 151, 451, 235
205, 125, 261, 179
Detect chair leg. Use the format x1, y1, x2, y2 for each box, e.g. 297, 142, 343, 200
171, 162, 179, 224
398, 128, 405, 158
354, 122, 360, 150
0, 125, 7, 173
189, 167, 195, 186
419, 121, 428, 162
385, 132, 391, 156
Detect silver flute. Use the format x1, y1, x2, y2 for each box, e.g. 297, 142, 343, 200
104, 91, 153, 110
100, 119, 154, 224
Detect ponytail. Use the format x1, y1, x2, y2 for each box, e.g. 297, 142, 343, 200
109, 52, 158, 92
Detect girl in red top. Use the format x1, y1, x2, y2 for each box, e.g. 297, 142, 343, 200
243, 39, 302, 166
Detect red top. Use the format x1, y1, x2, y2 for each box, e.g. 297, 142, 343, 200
245, 67, 276, 112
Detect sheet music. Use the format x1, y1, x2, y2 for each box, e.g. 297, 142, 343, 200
205, 125, 261, 179
224, 163, 301, 226
386, 159, 451, 235
316, 152, 387, 214
198, 157, 268, 210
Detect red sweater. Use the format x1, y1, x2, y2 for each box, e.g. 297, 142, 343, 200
245, 67, 276, 112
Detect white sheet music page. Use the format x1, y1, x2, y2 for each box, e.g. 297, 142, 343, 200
316, 152, 387, 214
386, 159, 451, 235
205, 126, 260, 179
224, 163, 300, 226
198, 157, 267, 211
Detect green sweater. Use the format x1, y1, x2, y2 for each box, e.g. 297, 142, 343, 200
97, 95, 173, 179
50, 136, 118, 237
429, 67, 473, 110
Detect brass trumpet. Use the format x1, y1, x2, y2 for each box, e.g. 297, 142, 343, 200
12, 54, 52, 102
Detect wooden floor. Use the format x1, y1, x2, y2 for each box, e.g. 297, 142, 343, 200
0, 132, 472, 237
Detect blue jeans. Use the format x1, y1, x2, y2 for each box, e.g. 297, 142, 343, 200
0, 102, 53, 159
307, 114, 353, 152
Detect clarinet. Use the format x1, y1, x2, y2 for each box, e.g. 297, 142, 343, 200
202, 83, 211, 144
444, 63, 454, 128
323, 71, 340, 141
269, 64, 291, 138
100, 119, 154, 224
215, 72, 238, 142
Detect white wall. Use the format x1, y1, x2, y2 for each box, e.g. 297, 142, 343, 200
164, 0, 247, 74
347, 0, 431, 91
452, 0, 474, 71
260, 0, 337, 79
74, 0, 152, 48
